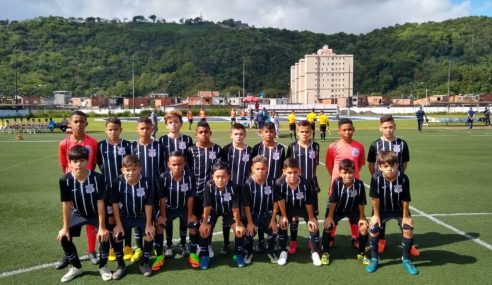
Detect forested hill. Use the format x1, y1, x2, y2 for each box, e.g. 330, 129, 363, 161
0, 16, 490, 98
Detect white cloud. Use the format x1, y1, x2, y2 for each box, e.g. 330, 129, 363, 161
0, 0, 473, 34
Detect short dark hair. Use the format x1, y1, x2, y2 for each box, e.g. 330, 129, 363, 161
71, 110, 87, 119
283, 157, 299, 169
380, 114, 394, 124
68, 145, 89, 161
106, 117, 121, 126
122, 154, 140, 167
231, 123, 246, 132
377, 151, 398, 166
339, 159, 355, 172
137, 117, 152, 125
196, 121, 211, 131
169, 151, 185, 160
338, 118, 353, 127
262, 122, 276, 131
211, 161, 230, 175
296, 120, 311, 128
251, 155, 268, 165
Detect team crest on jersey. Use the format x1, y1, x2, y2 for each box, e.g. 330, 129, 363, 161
272, 151, 280, 161
106, 205, 113, 215
295, 191, 304, 200
223, 192, 232, 202
136, 187, 146, 197
117, 146, 126, 156
148, 148, 157, 158
242, 153, 250, 162
179, 141, 187, 150
394, 185, 403, 193
263, 186, 272, 195
351, 147, 360, 157
348, 189, 357, 197
180, 183, 189, 192
309, 150, 316, 159
393, 144, 401, 153
85, 184, 95, 194
209, 151, 217, 160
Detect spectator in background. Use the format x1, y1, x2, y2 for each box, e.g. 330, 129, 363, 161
415, 107, 427, 132
150, 108, 158, 138
483, 107, 490, 126
466, 107, 476, 129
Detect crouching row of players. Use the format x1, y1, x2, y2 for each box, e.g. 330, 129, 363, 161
58, 145, 417, 282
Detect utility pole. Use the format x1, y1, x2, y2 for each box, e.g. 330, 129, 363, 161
14, 51, 18, 105
132, 55, 135, 115
242, 58, 245, 98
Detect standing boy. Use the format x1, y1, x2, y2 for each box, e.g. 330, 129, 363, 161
467, 107, 476, 129
243, 155, 279, 264
220, 123, 253, 254
110, 155, 158, 278
186, 121, 222, 263
366, 151, 418, 275
317, 111, 329, 141
415, 107, 427, 132
187, 108, 194, 130
366, 114, 418, 256
198, 162, 246, 269
150, 109, 159, 139
56, 111, 99, 269
285, 120, 320, 254
57, 146, 110, 282
287, 111, 297, 141
275, 158, 321, 266
321, 159, 369, 265
325, 118, 365, 247
97, 117, 133, 261
306, 109, 317, 139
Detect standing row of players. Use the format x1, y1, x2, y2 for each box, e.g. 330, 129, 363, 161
56, 110, 419, 282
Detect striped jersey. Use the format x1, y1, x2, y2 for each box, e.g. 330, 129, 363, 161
158, 134, 194, 166
242, 177, 275, 215
274, 176, 314, 210
109, 175, 154, 218
203, 181, 241, 216
186, 144, 222, 197
329, 177, 366, 213
159, 170, 195, 210
220, 143, 253, 186
252, 142, 285, 181
369, 172, 411, 213
59, 171, 105, 217
367, 137, 410, 176
97, 139, 132, 187
130, 139, 164, 188
286, 141, 320, 181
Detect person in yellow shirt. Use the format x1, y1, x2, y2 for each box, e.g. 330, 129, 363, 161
317, 111, 330, 141
288, 111, 297, 141
306, 109, 317, 139
199, 107, 207, 122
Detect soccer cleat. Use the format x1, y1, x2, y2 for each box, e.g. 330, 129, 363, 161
88, 252, 99, 265
165, 246, 174, 258
288, 241, 297, 254
151, 255, 165, 271
267, 252, 279, 263
54, 255, 69, 270
220, 244, 230, 255
410, 245, 421, 257
188, 253, 200, 268
357, 253, 370, 265
254, 242, 265, 253
234, 255, 246, 268
321, 252, 330, 265
311, 252, 322, 266
61, 266, 83, 283
244, 252, 253, 265
112, 266, 125, 280
180, 244, 190, 257
99, 265, 112, 281
208, 245, 215, 258
378, 239, 386, 254
351, 238, 360, 250
402, 258, 419, 275
131, 248, 143, 263
123, 245, 133, 260
139, 262, 152, 277
108, 248, 116, 261
200, 256, 210, 270
278, 251, 288, 266
366, 258, 379, 273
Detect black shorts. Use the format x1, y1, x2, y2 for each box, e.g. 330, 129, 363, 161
188, 119, 193, 124
231, 118, 236, 123
310, 122, 315, 131
206, 212, 235, 228
289, 123, 296, 131
251, 212, 273, 231
320, 125, 327, 133
121, 215, 147, 232
68, 210, 101, 237
287, 208, 312, 223
324, 210, 359, 225
166, 208, 188, 228
379, 212, 405, 228
192, 196, 204, 218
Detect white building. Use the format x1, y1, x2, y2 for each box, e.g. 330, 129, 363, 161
290, 45, 353, 105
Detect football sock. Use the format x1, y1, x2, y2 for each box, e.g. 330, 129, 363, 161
309, 231, 320, 252
258, 228, 265, 243
359, 234, 368, 254
402, 237, 413, 259
179, 223, 187, 246
267, 229, 277, 254
135, 227, 143, 249
223, 225, 231, 246
165, 225, 173, 247
290, 221, 298, 242
61, 236, 82, 269
86, 224, 97, 253
245, 236, 254, 254
154, 233, 164, 256
321, 228, 333, 253
189, 232, 198, 254
369, 236, 379, 259
199, 236, 209, 258
278, 229, 288, 249
330, 224, 338, 237
235, 236, 244, 256
379, 224, 386, 240
98, 241, 109, 268
112, 239, 125, 267
124, 228, 132, 247
350, 224, 359, 239
141, 240, 153, 264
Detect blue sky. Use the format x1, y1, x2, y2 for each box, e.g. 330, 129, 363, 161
0, 0, 490, 34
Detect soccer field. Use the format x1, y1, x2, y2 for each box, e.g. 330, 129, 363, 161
0, 119, 491, 284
